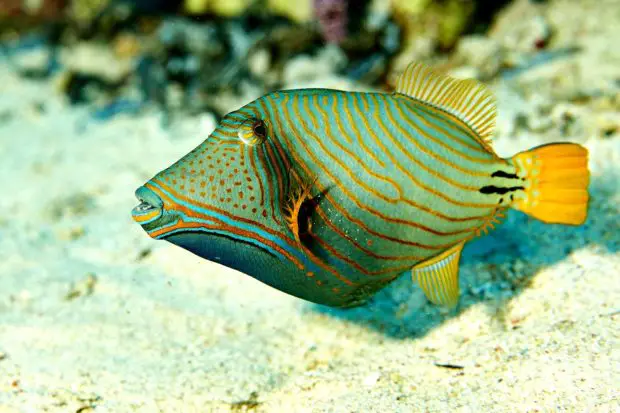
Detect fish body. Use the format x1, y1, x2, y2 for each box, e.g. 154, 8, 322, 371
133, 63, 589, 308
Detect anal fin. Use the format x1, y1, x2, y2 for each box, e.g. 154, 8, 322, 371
411, 242, 464, 308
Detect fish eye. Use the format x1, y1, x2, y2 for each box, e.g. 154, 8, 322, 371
253, 120, 266, 138
238, 118, 267, 146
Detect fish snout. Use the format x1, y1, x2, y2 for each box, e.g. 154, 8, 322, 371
132, 186, 164, 225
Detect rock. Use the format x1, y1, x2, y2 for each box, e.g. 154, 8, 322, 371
527, 114, 554, 133
184, 0, 253, 17
388, 35, 435, 84
524, 94, 554, 133
390, 0, 430, 16
11, 46, 52, 75
391, 0, 474, 49
366, 0, 391, 32
314, 0, 348, 44
247, 48, 271, 79
67, 0, 109, 28
283, 45, 347, 86
61, 42, 133, 84
448, 66, 480, 81
267, 0, 313, 23
454, 35, 503, 80
470, 281, 513, 301
183, 0, 209, 15
388, 0, 476, 79
157, 18, 223, 57
0, 0, 66, 20
112, 32, 142, 60
489, 0, 552, 56
550, 103, 587, 139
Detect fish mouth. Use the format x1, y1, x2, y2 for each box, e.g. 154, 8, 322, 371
132, 186, 164, 225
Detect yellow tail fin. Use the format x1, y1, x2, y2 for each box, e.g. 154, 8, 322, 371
510, 143, 589, 225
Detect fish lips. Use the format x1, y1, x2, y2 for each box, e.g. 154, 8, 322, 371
132, 185, 181, 237
132, 185, 165, 225
133, 185, 192, 242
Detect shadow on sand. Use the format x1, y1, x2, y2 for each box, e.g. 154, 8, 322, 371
311, 174, 619, 339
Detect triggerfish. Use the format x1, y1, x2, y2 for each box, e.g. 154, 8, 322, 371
132, 63, 589, 308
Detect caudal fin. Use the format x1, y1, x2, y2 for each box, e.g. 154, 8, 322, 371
510, 143, 589, 225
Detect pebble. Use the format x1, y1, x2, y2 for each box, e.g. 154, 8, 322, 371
64, 273, 97, 301
595, 112, 620, 138
56, 225, 86, 242
363, 371, 381, 387
550, 103, 586, 138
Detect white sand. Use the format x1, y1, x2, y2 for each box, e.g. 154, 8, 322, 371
1, 1, 619, 411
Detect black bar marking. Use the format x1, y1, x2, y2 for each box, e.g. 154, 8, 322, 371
491, 170, 520, 179
479, 185, 525, 195
434, 362, 465, 370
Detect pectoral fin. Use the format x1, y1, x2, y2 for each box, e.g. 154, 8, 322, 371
411, 242, 464, 307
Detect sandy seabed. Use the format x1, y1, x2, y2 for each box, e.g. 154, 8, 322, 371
1, 1, 619, 412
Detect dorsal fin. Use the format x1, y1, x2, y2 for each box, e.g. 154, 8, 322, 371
395, 62, 497, 142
